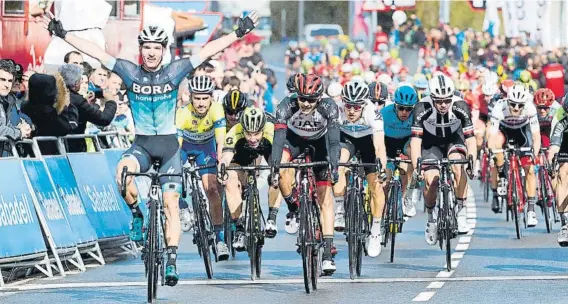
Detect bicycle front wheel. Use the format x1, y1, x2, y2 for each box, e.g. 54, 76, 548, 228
389, 182, 402, 263
539, 169, 552, 233
299, 194, 313, 293
347, 188, 359, 280
194, 192, 213, 279
443, 186, 452, 272
511, 169, 522, 240
147, 200, 159, 303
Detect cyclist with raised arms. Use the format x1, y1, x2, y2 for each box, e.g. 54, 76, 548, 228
218, 107, 281, 249
381, 84, 418, 217
549, 93, 568, 246
271, 74, 341, 274
487, 84, 540, 226
410, 74, 477, 245
176, 75, 229, 260
333, 80, 387, 257
42, 11, 260, 286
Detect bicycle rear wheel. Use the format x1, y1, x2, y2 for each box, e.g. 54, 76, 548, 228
223, 200, 235, 258
147, 200, 158, 303
310, 202, 321, 290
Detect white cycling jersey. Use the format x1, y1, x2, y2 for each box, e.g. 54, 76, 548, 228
339, 100, 384, 138
489, 98, 540, 134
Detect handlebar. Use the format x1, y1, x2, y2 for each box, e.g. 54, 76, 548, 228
417, 155, 474, 179
218, 163, 272, 182
183, 163, 217, 174
121, 167, 187, 198
278, 161, 330, 169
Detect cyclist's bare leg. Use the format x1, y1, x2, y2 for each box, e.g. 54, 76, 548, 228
268, 187, 282, 209
332, 148, 351, 197
116, 158, 139, 205
367, 172, 385, 217
318, 184, 335, 236
225, 170, 245, 219
163, 191, 181, 247
449, 152, 468, 200
488, 132, 506, 189
202, 173, 223, 227
524, 164, 538, 223
423, 170, 440, 210
557, 164, 568, 213
475, 122, 486, 152
278, 150, 294, 197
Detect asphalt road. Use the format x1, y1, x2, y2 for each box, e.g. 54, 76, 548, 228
1, 45, 568, 303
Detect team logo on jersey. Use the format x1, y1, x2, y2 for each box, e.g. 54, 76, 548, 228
132, 82, 173, 95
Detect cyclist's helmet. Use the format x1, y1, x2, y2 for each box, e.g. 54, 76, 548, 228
223, 89, 248, 115
507, 84, 530, 104
534, 88, 555, 107
294, 74, 324, 99
286, 74, 297, 93
394, 85, 418, 107
428, 74, 455, 99
138, 25, 168, 46
499, 79, 515, 96
342, 80, 369, 105
368, 81, 389, 105
188, 75, 215, 94
240, 106, 266, 133
562, 92, 568, 112
327, 81, 343, 98
482, 83, 498, 96
519, 70, 532, 83
413, 74, 429, 90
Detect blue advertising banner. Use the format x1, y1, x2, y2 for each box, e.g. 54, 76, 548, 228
22, 159, 77, 250
44, 156, 98, 244
182, 13, 223, 46
67, 153, 130, 239
103, 149, 148, 216
0, 159, 47, 258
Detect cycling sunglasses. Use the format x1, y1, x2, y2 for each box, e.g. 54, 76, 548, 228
508, 102, 525, 109
396, 105, 414, 112
433, 98, 452, 105
345, 104, 363, 111
298, 97, 319, 104
537, 106, 550, 110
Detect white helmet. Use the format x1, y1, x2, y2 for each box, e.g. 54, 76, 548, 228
363, 71, 376, 84
482, 83, 498, 96
138, 25, 168, 46
327, 82, 343, 98
342, 80, 369, 105
378, 73, 392, 85
350, 50, 360, 60
507, 84, 530, 104
341, 63, 353, 73
428, 74, 455, 99
188, 75, 215, 94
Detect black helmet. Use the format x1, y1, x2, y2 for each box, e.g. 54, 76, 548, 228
223, 89, 248, 115
368, 81, 389, 104
286, 74, 297, 93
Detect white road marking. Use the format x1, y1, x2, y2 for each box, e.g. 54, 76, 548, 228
436, 270, 454, 278
455, 243, 470, 251
412, 291, 436, 302
459, 236, 472, 243
426, 281, 445, 289
3, 275, 568, 292
451, 252, 465, 259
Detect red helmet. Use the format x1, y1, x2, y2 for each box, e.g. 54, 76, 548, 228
534, 88, 555, 107
500, 79, 514, 96
294, 74, 324, 99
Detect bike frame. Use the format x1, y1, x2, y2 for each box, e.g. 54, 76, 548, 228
384, 157, 412, 263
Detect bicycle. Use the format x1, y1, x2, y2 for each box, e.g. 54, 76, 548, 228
479, 145, 492, 203
417, 156, 473, 272
382, 156, 412, 263
491, 141, 531, 240
536, 148, 556, 233
120, 161, 186, 303
338, 159, 377, 279
183, 155, 218, 279
277, 148, 328, 294
551, 153, 568, 228
219, 163, 271, 280
223, 197, 236, 259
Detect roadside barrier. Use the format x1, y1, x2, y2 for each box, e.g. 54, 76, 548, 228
0, 133, 137, 286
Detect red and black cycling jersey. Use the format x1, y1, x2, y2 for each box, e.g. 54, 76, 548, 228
271, 96, 341, 169
411, 96, 474, 140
